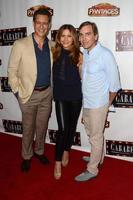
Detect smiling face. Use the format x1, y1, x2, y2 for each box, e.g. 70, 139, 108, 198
33, 14, 50, 40
60, 29, 74, 50
79, 25, 98, 51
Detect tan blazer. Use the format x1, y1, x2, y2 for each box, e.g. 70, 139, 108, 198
8, 34, 53, 104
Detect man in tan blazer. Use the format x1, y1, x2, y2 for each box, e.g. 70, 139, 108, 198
8, 8, 53, 172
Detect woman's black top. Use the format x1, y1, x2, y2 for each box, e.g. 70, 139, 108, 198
53, 48, 82, 101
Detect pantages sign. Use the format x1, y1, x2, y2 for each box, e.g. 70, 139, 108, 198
27, 5, 53, 17
113, 89, 133, 108
88, 3, 120, 16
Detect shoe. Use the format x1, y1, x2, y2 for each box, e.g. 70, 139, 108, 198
54, 161, 61, 180
34, 152, 49, 164
21, 159, 31, 172
62, 151, 69, 167
75, 170, 97, 182
82, 156, 90, 162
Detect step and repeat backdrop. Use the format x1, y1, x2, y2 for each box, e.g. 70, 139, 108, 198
0, 0, 133, 161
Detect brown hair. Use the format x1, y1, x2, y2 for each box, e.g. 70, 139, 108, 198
33, 8, 52, 24
79, 21, 99, 41
53, 24, 80, 64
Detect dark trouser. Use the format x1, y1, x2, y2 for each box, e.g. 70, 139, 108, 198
55, 100, 82, 161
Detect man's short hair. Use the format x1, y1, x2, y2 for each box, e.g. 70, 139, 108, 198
33, 8, 52, 23
79, 21, 98, 37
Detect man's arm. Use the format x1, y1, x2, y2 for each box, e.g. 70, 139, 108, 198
104, 50, 121, 106
109, 92, 117, 106
8, 41, 21, 94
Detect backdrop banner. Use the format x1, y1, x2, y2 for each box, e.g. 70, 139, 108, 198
0, 0, 133, 161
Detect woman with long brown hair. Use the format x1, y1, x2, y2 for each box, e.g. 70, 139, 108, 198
52, 24, 82, 180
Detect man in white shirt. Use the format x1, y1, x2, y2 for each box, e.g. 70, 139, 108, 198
75, 21, 121, 182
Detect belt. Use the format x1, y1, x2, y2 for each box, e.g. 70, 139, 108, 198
34, 85, 49, 91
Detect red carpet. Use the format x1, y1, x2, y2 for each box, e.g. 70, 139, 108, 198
0, 133, 132, 200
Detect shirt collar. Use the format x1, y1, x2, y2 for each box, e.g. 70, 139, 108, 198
84, 42, 101, 56
32, 33, 49, 48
